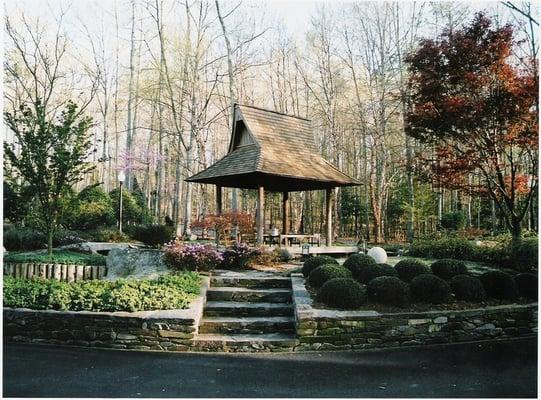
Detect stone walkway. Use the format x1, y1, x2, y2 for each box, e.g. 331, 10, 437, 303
192, 270, 298, 352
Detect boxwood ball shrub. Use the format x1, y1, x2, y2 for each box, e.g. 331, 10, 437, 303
308, 264, 352, 289
343, 253, 380, 284
394, 259, 430, 283
316, 278, 367, 309
513, 273, 537, 301
430, 259, 468, 280
410, 274, 452, 304
480, 271, 518, 300
449, 274, 486, 301
367, 276, 410, 307
377, 263, 399, 277
302, 255, 338, 277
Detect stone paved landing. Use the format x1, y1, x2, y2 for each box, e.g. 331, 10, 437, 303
196, 270, 298, 352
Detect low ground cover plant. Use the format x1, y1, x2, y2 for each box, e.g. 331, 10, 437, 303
3, 273, 201, 312
4, 250, 106, 266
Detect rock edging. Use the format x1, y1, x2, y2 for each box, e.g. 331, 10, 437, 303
291, 273, 537, 351
4, 277, 209, 351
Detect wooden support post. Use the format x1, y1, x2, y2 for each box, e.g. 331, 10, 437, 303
282, 191, 289, 235
216, 185, 223, 215
326, 188, 333, 246
257, 186, 265, 244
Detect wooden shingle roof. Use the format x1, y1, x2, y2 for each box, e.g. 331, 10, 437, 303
186, 104, 360, 192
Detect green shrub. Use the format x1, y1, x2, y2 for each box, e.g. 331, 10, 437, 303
394, 259, 429, 283
4, 250, 106, 266
52, 228, 87, 246
513, 238, 538, 272
3, 226, 46, 251
367, 276, 409, 307
109, 188, 143, 224
132, 224, 174, 247
430, 259, 468, 280
410, 274, 452, 304
67, 185, 116, 230
3, 272, 201, 312
377, 263, 399, 277
316, 278, 367, 309
480, 271, 518, 300
343, 253, 380, 284
440, 211, 465, 231
449, 274, 486, 301
308, 264, 352, 289
513, 273, 537, 301
301, 255, 338, 277
86, 227, 131, 243
409, 237, 478, 260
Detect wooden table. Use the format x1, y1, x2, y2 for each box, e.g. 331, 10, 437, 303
279, 234, 321, 247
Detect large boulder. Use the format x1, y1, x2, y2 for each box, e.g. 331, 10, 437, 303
58, 242, 141, 255
105, 247, 168, 281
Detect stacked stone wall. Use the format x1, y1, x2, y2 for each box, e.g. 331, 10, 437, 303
291, 273, 537, 351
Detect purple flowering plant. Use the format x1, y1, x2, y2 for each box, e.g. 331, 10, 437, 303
163, 239, 223, 272
221, 242, 262, 269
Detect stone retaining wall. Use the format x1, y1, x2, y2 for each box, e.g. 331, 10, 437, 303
3, 277, 209, 351
3, 263, 106, 282
291, 273, 538, 351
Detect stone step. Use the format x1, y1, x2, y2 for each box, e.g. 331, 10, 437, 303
199, 316, 295, 334
204, 301, 293, 317
210, 276, 291, 289
206, 287, 292, 303
192, 333, 298, 352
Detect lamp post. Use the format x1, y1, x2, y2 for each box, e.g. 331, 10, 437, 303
118, 170, 126, 234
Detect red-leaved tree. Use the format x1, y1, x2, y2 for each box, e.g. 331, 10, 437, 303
406, 13, 538, 244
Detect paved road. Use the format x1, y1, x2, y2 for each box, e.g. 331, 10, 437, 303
3, 338, 537, 398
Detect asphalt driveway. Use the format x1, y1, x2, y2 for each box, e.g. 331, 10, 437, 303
3, 338, 537, 397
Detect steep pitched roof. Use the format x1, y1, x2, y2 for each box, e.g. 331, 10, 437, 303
186, 104, 360, 191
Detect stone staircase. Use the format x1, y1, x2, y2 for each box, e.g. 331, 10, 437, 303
192, 270, 298, 352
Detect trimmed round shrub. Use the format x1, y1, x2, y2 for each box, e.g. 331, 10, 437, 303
378, 263, 399, 278
308, 264, 352, 289
394, 259, 430, 283
343, 253, 380, 284
410, 274, 452, 304
430, 259, 468, 280
449, 274, 486, 301
480, 271, 518, 300
133, 224, 174, 247
367, 276, 410, 307
513, 273, 538, 301
302, 255, 338, 277
316, 278, 367, 309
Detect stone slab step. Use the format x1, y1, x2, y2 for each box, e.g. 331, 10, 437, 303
210, 276, 291, 289
199, 316, 295, 334
192, 333, 298, 352
204, 301, 293, 317
206, 287, 292, 303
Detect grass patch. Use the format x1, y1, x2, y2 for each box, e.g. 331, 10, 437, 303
3, 272, 201, 312
4, 250, 106, 266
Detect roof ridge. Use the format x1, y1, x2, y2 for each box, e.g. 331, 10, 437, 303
235, 103, 311, 122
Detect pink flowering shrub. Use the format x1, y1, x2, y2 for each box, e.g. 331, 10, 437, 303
221, 242, 262, 269
163, 240, 223, 272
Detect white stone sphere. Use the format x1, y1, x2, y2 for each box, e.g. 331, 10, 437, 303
367, 247, 388, 264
